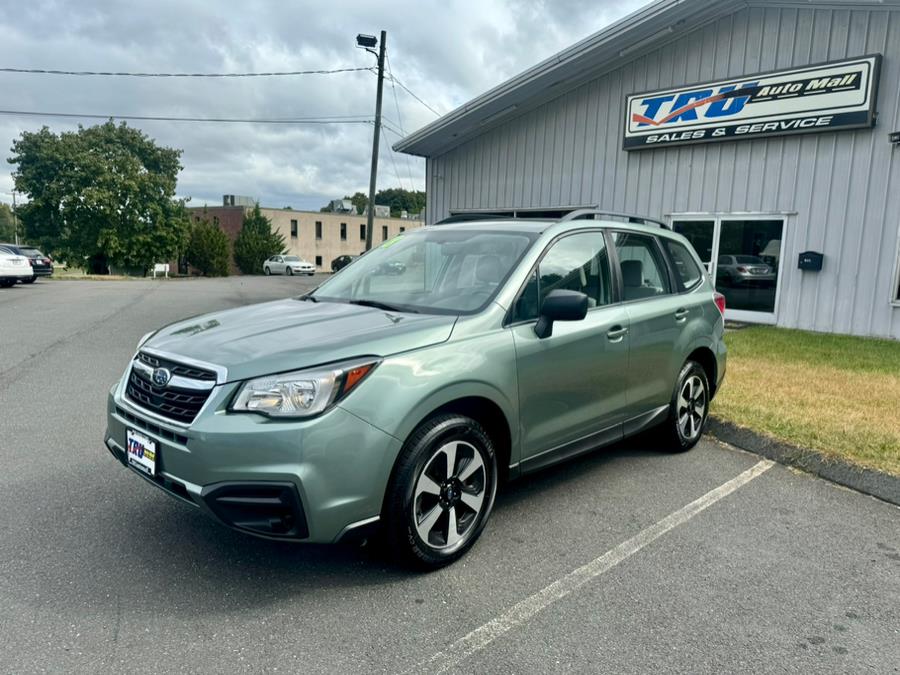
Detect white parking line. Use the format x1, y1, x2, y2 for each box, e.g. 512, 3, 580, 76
405, 459, 775, 674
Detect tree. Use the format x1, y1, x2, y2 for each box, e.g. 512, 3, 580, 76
186, 219, 230, 276
233, 204, 286, 274
0, 204, 16, 242
319, 188, 425, 217
8, 121, 190, 273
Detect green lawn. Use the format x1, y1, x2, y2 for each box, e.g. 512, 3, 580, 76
712, 326, 900, 476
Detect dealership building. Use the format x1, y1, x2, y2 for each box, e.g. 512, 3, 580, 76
396, 0, 900, 338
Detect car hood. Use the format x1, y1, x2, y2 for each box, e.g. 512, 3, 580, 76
142, 299, 457, 383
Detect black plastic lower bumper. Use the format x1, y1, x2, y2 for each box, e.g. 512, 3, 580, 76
201, 482, 310, 540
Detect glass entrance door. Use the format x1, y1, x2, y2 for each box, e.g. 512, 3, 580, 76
672, 216, 785, 323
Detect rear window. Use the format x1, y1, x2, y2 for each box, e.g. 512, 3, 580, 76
20, 248, 43, 257
663, 239, 704, 289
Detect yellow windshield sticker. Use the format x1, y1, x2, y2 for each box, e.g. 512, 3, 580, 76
381, 235, 403, 248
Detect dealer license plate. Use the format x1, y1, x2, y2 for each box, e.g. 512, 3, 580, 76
126, 429, 157, 477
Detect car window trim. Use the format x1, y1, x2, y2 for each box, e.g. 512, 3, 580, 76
504, 227, 619, 327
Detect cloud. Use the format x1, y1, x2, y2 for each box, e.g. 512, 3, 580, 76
0, 0, 647, 211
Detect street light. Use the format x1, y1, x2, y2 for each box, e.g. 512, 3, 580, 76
357, 30, 386, 252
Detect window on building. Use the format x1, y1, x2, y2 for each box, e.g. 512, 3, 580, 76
291, 219, 298, 238
315, 221, 322, 240
382, 225, 388, 241
315, 255, 323, 267
663, 239, 703, 290
360, 224, 366, 240
400, 227, 406, 233
512, 232, 612, 322
340, 223, 347, 241
613, 233, 672, 301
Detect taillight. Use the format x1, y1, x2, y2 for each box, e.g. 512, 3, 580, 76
714, 292, 726, 315
27, 259, 34, 266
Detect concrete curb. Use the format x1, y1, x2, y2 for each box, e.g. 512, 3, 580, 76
707, 416, 900, 507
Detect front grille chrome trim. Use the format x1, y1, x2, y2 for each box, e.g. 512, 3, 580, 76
132, 358, 216, 391
140, 347, 228, 384
124, 351, 223, 426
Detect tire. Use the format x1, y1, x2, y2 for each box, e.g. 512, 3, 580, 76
264, 267, 271, 276
287, 267, 293, 276
0, 279, 14, 288
383, 414, 498, 569
308, 272, 315, 276
658, 360, 710, 452
22, 277, 36, 284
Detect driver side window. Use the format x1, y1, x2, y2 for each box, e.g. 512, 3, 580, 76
512, 232, 611, 322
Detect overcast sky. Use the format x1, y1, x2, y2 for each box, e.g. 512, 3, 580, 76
0, 0, 647, 212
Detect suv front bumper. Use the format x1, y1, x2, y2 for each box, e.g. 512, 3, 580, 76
105, 381, 402, 543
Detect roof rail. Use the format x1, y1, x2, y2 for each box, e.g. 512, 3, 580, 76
435, 213, 519, 225
558, 208, 670, 230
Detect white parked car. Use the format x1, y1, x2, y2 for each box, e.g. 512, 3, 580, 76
263, 255, 316, 276
0, 245, 34, 287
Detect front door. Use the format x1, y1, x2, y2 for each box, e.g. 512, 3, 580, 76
510, 231, 628, 470
672, 216, 786, 324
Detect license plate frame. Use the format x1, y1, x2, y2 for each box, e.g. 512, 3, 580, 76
126, 429, 157, 477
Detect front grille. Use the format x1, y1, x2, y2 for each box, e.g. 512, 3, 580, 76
136, 352, 216, 381
125, 353, 216, 424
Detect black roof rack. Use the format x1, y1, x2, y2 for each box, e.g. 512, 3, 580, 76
435, 213, 520, 225
558, 208, 670, 230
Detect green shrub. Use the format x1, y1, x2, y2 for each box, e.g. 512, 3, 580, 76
186, 220, 230, 276
233, 205, 286, 274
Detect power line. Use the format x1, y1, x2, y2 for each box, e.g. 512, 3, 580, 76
381, 127, 405, 192
385, 53, 416, 188
0, 109, 374, 125
385, 71, 441, 117
0, 66, 374, 78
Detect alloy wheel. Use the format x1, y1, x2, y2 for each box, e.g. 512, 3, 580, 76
413, 441, 487, 551
677, 375, 707, 440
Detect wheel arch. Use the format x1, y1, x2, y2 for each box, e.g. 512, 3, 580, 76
686, 345, 718, 397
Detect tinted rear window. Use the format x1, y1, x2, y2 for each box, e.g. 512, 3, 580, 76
20, 248, 43, 257
663, 239, 704, 289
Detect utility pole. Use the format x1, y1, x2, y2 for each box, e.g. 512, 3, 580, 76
12, 191, 18, 245
364, 30, 386, 252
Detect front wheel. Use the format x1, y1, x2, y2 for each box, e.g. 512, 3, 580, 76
287, 267, 293, 276
264, 267, 271, 276
383, 414, 498, 569
659, 360, 710, 452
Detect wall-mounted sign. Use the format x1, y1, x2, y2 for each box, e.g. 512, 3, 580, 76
623, 55, 881, 150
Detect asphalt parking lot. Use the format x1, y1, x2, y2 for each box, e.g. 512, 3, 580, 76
1, 277, 898, 674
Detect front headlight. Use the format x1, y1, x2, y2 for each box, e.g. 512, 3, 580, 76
230, 357, 380, 419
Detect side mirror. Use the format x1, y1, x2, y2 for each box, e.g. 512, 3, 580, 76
534, 290, 589, 339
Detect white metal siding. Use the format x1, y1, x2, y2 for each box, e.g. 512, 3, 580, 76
428, 5, 900, 338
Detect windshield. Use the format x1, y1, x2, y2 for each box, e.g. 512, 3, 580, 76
284, 256, 301, 262
734, 255, 764, 264
310, 228, 537, 314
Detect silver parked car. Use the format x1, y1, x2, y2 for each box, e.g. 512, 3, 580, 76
264, 255, 315, 276
716, 255, 776, 286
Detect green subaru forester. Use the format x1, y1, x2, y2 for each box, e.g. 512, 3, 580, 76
105, 210, 726, 568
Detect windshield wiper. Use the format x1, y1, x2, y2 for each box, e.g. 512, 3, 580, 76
347, 299, 418, 313
298, 294, 318, 302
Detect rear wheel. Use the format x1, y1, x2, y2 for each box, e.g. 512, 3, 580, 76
22, 277, 36, 284
659, 360, 709, 452
383, 414, 498, 569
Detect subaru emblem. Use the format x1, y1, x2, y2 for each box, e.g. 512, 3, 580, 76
152, 367, 171, 387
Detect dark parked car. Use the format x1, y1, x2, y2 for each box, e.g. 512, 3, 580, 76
331, 255, 359, 272
331, 254, 358, 272
0, 243, 54, 282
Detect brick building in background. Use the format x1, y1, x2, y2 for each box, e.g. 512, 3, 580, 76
189, 196, 424, 274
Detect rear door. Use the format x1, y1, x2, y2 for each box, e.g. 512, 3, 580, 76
511, 230, 629, 469
610, 231, 683, 428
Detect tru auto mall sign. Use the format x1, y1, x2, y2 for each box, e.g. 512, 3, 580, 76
623, 55, 881, 150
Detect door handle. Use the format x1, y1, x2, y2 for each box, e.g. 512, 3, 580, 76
675, 307, 689, 322
607, 325, 628, 342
